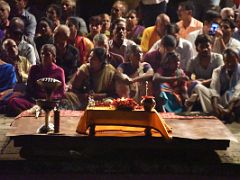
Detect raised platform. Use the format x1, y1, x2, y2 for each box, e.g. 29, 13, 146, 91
6, 110, 237, 158
1, 111, 240, 176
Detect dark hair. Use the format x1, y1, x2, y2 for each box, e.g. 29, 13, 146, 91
220, 18, 236, 30
223, 48, 239, 59
89, 15, 102, 25
41, 44, 56, 57
111, 17, 126, 33
38, 17, 54, 31
162, 51, 180, 67
67, 16, 88, 35
126, 9, 137, 18
91, 47, 107, 65
126, 44, 142, 61
9, 17, 25, 35
179, 0, 194, 12
195, 34, 212, 47
166, 23, 180, 35
47, 4, 62, 18
203, 10, 221, 23
161, 35, 177, 48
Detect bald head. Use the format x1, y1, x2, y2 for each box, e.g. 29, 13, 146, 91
155, 13, 170, 37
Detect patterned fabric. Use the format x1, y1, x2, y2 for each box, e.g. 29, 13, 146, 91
158, 67, 188, 112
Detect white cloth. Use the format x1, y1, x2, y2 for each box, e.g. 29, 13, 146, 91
186, 29, 203, 57
194, 64, 240, 113
210, 65, 240, 103
194, 84, 213, 113
18, 39, 36, 65
213, 37, 240, 55
149, 38, 193, 71
186, 52, 224, 80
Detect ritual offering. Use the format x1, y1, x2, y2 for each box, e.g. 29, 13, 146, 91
141, 96, 156, 112
111, 97, 138, 111
36, 78, 62, 134
141, 81, 156, 111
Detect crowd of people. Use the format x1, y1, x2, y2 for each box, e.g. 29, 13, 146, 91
0, 0, 240, 123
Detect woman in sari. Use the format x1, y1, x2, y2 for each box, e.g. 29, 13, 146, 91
126, 10, 145, 45
66, 16, 93, 65
6, 44, 65, 115
117, 44, 153, 103
66, 47, 129, 109
153, 51, 189, 113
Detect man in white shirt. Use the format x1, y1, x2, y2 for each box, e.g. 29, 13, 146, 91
186, 10, 221, 57
213, 18, 240, 55
192, 48, 240, 122
149, 23, 193, 71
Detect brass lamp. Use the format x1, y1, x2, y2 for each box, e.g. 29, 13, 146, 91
36, 78, 62, 133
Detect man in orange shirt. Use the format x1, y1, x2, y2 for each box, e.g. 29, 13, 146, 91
176, 0, 203, 39
140, 13, 170, 53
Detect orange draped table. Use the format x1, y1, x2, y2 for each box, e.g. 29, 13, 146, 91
77, 107, 172, 139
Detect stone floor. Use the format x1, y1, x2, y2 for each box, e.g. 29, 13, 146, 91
0, 114, 240, 178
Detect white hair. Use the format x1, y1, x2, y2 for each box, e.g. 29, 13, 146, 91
53, 24, 70, 37
220, 7, 234, 19
0, 0, 10, 13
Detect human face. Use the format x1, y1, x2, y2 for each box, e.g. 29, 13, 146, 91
159, 43, 175, 56
94, 39, 109, 52
223, 10, 235, 21
102, 15, 111, 31
155, 16, 170, 36
89, 51, 102, 72
46, 7, 58, 21
0, 4, 9, 21
126, 13, 138, 29
12, 0, 26, 15
38, 21, 52, 36
41, 47, 55, 66
220, 22, 233, 37
177, 5, 190, 21
89, 22, 102, 36
224, 53, 238, 72
129, 50, 143, 68
62, 0, 74, 14
66, 20, 77, 37
5, 40, 18, 58
111, 3, 123, 20
54, 32, 68, 50
113, 22, 126, 43
196, 42, 212, 57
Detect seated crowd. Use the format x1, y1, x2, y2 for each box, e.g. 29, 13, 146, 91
0, 0, 240, 123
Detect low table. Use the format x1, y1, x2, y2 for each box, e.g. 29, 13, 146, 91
77, 107, 172, 139
6, 110, 237, 158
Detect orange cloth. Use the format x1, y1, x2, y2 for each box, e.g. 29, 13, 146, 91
77, 107, 172, 139
140, 26, 161, 53
177, 17, 203, 39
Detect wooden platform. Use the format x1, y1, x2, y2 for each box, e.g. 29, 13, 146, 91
1, 112, 240, 176
4, 111, 237, 160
